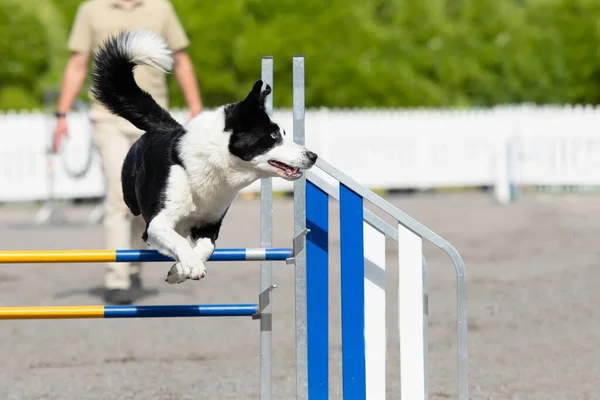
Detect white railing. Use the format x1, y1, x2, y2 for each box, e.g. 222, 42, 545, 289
1, 104, 600, 204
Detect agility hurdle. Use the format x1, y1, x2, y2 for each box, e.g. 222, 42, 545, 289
0, 56, 469, 400
0, 246, 292, 321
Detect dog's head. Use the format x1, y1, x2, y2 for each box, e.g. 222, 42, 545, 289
224, 80, 318, 181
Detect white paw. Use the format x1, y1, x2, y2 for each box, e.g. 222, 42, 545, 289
165, 261, 207, 284
165, 263, 188, 284
188, 263, 207, 281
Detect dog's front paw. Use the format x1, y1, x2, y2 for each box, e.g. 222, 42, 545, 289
165, 263, 189, 284
165, 260, 208, 284
188, 263, 207, 281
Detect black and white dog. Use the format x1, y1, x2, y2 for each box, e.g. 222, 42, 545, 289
90, 30, 318, 284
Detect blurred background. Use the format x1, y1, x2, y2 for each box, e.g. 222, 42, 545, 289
1, 1, 600, 399
2, 0, 599, 110
2, 0, 600, 207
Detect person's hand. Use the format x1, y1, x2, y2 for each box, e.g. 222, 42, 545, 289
53, 117, 68, 153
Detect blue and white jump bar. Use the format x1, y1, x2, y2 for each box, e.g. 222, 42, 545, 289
0, 248, 293, 264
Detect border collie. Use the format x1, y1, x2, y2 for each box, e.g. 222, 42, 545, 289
90, 30, 318, 284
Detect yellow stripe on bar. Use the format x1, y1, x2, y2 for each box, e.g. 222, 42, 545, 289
0, 306, 104, 319
0, 250, 116, 264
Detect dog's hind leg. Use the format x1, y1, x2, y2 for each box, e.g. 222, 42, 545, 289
145, 213, 206, 284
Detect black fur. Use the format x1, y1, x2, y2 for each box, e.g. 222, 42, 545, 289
190, 213, 227, 244
91, 32, 186, 237
225, 80, 283, 161
126, 130, 187, 241
90, 31, 181, 133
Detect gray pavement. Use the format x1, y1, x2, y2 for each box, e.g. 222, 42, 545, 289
0, 191, 599, 399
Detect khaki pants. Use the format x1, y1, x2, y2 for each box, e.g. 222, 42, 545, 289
92, 120, 146, 290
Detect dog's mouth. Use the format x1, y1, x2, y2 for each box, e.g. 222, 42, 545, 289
268, 160, 302, 178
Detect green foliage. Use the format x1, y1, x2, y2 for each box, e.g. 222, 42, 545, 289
527, 0, 600, 104
0, 0, 52, 110
1, 0, 600, 110
0, 86, 39, 110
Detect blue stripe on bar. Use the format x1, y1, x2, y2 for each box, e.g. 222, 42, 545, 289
115, 248, 293, 263
339, 183, 367, 398
104, 304, 259, 318
306, 180, 330, 399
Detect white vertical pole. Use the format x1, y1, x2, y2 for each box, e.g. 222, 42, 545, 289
260, 56, 274, 400
507, 133, 518, 202
494, 136, 510, 204
422, 256, 429, 400
363, 222, 386, 400
293, 55, 309, 400
398, 224, 425, 400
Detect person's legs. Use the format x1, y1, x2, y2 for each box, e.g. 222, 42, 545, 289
93, 121, 141, 304
129, 212, 147, 288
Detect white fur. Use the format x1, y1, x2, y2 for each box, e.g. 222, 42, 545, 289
146, 212, 206, 284
180, 108, 266, 192
252, 126, 314, 180
118, 29, 173, 73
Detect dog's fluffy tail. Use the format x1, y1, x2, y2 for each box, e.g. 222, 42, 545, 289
90, 30, 182, 132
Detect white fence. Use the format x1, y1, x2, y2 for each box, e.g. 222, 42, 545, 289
2, 104, 600, 205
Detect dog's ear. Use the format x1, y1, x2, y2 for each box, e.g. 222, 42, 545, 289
251, 80, 264, 97
244, 80, 271, 110
260, 84, 272, 103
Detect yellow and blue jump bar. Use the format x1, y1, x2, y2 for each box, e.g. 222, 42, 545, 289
0, 248, 284, 320
0, 304, 259, 320
0, 248, 293, 264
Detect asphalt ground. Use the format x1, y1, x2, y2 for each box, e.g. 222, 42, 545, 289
0, 191, 598, 399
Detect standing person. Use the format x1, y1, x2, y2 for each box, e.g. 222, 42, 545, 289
53, 0, 204, 305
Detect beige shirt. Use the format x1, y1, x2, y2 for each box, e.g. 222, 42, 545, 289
68, 0, 189, 125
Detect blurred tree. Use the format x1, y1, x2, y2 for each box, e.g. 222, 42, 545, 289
24, 0, 71, 102
441, 0, 563, 106
527, 0, 600, 104
168, 0, 252, 107
0, 0, 52, 110
1, 0, 600, 110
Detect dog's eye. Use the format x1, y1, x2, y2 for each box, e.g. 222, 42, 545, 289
270, 132, 278, 139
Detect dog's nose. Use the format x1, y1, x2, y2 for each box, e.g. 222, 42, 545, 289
305, 151, 318, 164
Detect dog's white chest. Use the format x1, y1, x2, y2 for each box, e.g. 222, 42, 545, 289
163, 164, 239, 228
